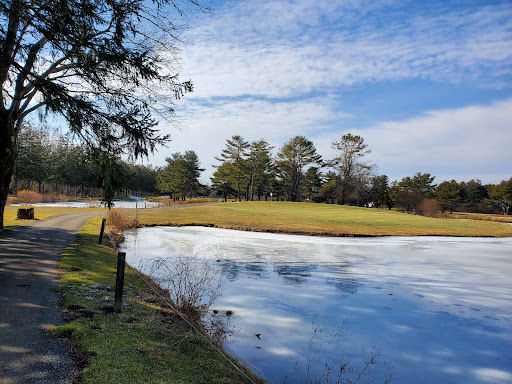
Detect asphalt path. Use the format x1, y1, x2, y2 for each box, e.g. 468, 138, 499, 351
0, 212, 102, 384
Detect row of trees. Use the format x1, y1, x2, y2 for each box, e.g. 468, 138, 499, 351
13, 126, 512, 215
13, 125, 158, 198
206, 134, 511, 215
209, 134, 374, 204
371, 173, 512, 215
208, 134, 376, 204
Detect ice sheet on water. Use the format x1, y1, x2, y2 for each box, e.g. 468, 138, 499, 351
121, 226, 512, 384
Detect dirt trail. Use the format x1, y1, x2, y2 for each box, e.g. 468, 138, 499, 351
0, 212, 102, 384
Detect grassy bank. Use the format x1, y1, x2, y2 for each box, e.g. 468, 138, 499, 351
132, 201, 512, 237
3, 205, 104, 228
52, 217, 261, 383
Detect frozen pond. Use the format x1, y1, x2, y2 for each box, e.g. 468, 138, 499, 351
121, 226, 512, 384
11, 200, 162, 208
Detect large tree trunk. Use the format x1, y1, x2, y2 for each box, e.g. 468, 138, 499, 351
0, 112, 18, 232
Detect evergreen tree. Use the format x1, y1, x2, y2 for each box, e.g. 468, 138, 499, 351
489, 178, 512, 215
370, 175, 390, 208
211, 162, 236, 202
276, 136, 322, 202
0, 0, 204, 230
461, 179, 488, 212
303, 167, 323, 202
436, 180, 463, 213
156, 151, 204, 199
214, 135, 250, 201
248, 139, 274, 201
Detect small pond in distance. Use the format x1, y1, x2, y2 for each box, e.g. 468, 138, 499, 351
121, 226, 512, 384
11, 200, 162, 208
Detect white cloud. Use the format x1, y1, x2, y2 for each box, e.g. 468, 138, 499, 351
181, 0, 512, 99
151, 97, 349, 181
329, 98, 512, 183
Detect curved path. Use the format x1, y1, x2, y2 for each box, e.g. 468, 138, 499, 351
0, 212, 102, 384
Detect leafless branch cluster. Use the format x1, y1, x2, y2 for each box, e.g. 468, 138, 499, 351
145, 250, 224, 322
286, 323, 394, 384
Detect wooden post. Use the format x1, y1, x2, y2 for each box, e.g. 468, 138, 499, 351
98, 218, 106, 244
114, 252, 126, 313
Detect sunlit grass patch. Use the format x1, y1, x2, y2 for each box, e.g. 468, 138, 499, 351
3, 205, 104, 228
133, 201, 512, 237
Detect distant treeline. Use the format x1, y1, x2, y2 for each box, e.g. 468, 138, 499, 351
11, 125, 159, 199
12, 127, 512, 215
157, 134, 511, 215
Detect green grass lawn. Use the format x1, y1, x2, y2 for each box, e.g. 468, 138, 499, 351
52, 217, 261, 384
133, 201, 512, 237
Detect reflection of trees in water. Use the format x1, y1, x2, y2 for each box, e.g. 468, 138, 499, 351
326, 263, 362, 294
273, 263, 317, 285
218, 257, 361, 294
221, 260, 243, 281
244, 261, 267, 277
221, 256, 269, 281
326, 276, 361, 294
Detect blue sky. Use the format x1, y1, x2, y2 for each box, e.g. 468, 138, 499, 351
149, 0, 512, 184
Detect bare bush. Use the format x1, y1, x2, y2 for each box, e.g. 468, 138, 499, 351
286, 323, 394, 384
107, 209, 138, 231
16, 190, 43, 203
105, 209, 138, 246
145, 252, 224, 323
419, 198, 441, 217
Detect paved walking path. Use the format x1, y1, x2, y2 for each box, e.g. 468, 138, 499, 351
0, 212, 102, 384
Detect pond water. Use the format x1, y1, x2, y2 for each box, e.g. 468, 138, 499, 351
11, 200, 162, 208
121, 226, 512, 384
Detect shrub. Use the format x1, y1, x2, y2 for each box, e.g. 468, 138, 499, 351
419, 198, 441, 217
145, 250, 224, 323
105, 209, 138, 246
16, 190, 43, 204
106, 209, 138, 231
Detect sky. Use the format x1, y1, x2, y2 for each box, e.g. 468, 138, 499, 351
147, 0, 512, 185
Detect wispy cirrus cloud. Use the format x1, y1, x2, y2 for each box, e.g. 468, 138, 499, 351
182, 0, 512, 99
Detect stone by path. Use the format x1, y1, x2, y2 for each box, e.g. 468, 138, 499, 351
0, 212, 101, 384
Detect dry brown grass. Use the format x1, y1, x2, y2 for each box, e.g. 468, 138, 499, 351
450, 212, 512, 223
6, 196, 16, 205
16, 190, 44, 203
105, 209, 139, 245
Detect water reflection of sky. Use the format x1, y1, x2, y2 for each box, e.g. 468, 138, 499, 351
121, 226, 512, 384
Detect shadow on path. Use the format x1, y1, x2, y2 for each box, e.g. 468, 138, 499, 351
0, 212, 101, 384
